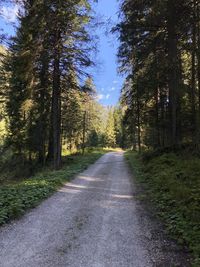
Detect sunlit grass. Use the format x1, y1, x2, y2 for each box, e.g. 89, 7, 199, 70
0, 149, 107, 226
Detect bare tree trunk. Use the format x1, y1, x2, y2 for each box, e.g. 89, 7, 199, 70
191, 0, 197, 144
38, 52, 49, 165
82, 110, 86, 155
155, 83, 160, 148
197, 2, 200, 144
51, 29, 62, 169
167, 0, 179, 146
136, 84, 141, 153
160, 92, 166, 148
131, 110, 137, 151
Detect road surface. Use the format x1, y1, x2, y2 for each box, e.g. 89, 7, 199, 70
0, 152, 190, 267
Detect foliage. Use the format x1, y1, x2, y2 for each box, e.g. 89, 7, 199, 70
0, 0, 100, 169
0, 149, 106, 226
0, 0, 124, 172
125, 150, 200, 266
117, 0, 200, 151
104, 108, 116, 147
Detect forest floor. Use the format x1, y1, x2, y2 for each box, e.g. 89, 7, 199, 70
0, 152, 191, 267
125, 151, 200, 267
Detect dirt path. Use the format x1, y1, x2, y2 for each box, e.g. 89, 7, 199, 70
0, 152, 190, 267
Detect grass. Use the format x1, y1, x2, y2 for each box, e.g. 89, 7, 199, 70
0, 148, 107, 226
125, 150, 200, 267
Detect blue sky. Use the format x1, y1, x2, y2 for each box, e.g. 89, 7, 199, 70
0, 0, 122, 106
92, 0, 123, 106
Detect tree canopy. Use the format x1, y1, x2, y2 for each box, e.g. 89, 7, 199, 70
116, 0, 200, 151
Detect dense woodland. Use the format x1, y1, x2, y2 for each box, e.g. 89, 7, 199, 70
0, 1, 200, 263
1, 0, 200, 162
117, 0, 200, 152
0, 0, 122, 172
116, 2, 200, 262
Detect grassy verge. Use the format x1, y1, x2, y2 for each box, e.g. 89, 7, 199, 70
0, 149, 107, 226
125, 151, 200, 266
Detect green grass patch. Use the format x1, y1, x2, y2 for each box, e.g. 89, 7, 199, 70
0, 149, 106, 226
125, 150, 200, 266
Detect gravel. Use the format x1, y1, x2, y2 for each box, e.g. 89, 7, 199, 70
0, 152, 190, 267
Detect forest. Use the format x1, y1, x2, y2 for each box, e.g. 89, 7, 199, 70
116, 1, 200, 264
117, 0, 200, 151
0, 0, 123, 174
0, 0, 200, 266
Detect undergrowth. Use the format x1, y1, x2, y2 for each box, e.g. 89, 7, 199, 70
0, 149, 106, 226
125, 150, 200, 267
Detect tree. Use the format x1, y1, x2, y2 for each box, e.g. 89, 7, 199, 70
1, 0, 97, 169
116, 0, 200, 151
104, 108, 116, 147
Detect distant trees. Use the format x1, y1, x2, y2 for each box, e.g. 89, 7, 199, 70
116, 0, 200, 151
104, 109, 116, 147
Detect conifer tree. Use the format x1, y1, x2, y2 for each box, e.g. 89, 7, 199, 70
117, 0, 200, 150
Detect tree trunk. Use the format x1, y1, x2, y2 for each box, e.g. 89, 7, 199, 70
47, 124, 54, 162
197, 2, 200, 144
131, 109, 137, 150
38, 51, 49, 165
82, 110, 86, 155
160, 92, 166, 147
167, 0, 179, 146
191, 0, 197, 143
51, 29, 62, 169
155, 81, 160, 148
136, 84, 141, 153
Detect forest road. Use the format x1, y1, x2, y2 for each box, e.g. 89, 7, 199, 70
0, 152, 190, 267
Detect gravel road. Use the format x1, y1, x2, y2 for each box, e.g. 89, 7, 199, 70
0, 152, 190, 267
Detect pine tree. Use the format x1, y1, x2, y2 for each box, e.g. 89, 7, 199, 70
117, 0, 200, 150
1, 0, 97, 168
105, 108, 116, 147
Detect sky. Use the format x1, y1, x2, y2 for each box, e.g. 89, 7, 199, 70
0, 0, 123, 106
92, 0, 123, 106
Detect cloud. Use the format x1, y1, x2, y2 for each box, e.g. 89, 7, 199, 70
0, 5, 19, 23
97, 93, 110, 101
113, 80, 119, 84
109, 87, 116, 92
97, 94, 104, 100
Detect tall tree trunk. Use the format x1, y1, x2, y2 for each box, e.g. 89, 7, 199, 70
155, 85, 160, 148
167, 0, 179, 146
191, 0, 197, 143
51, 29, 62, 169
82, 110, 86, 155
160, 92, 166, 147
197, 2, 200, 144
136, 84, 141, 153
154, 50, 161, 148
47, 122, 54, 162
131, 109, 137, 150
38, 52, 49, 165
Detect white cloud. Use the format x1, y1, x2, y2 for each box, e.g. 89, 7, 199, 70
97, 94, 104, 100
109, 87, 116, 92
113, 80, 119, 84
0, 5, 19, 23
97, 93, 110, 101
